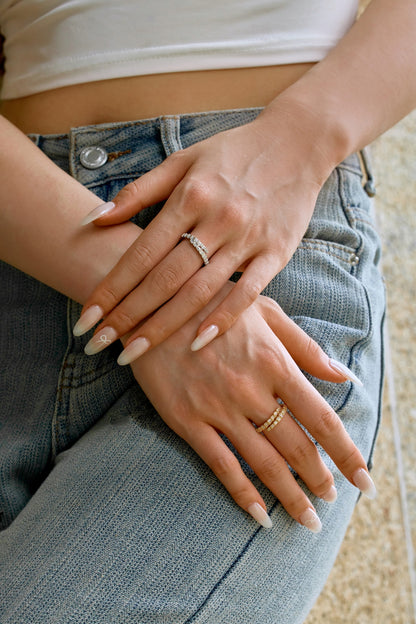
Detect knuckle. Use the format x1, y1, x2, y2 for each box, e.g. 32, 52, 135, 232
241, 280, 262, 306
182, 178, 212, 209
117, 179, 141, 203
183, 278, 213, 308
315, 406, 338, 438
258, 455, 284, 482
129, 243, 155, 273
315, 475, 335, 497
110, 307, 139, 331
99, 283, 121, 308
210, 452, 240, 479
285, 440, 318, 467
339, 446, 363, 473
150, 265, 182, 296
303, 335, 322, 359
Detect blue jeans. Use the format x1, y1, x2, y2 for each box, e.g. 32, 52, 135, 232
0, 109, 385, 623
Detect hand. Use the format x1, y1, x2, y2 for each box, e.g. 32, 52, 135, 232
126, 284, 374, 532
74, 110, 330, 360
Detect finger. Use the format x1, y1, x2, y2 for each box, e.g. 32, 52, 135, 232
223, 418, 322, 533
191, 254, 279, 351
261, 298, 363, 386
84, 238, 238, 358
276, 369, 376, 499
181, 423, 273, 529
252, 403, 337, 504
75, 190, 199, 334
91, 150, 192, 225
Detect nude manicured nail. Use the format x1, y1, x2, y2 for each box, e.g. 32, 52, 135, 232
73, 305, 104, 336
352, 468, 377, 499
190, 325, 219, 352
329, 358, 363, 387
321, 485, 338, 503
84, 326, 118, 355
299, 508, 322, 534
117, 337, 151, 365
247, 503, 273, 529
80, 201, 115, 226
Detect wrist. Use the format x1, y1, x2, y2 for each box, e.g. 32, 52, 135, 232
258, 80, 352, 185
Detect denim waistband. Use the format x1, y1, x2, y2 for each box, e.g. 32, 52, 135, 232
27, 107, 367, 189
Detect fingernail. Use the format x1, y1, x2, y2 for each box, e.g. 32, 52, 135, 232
352, 468, 377, 499
80, 202, 115, 226
299, 508, 322, 534
84, 326, 118, 355
73, 305, 104, 336
190, 325, 219, 352
329, 358, 363, 387
321, 485, 338, 503
247, 503, 273, 529
117, 337, 151, 365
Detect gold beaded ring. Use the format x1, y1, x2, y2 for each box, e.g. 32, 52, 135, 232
256, 402, 288, 434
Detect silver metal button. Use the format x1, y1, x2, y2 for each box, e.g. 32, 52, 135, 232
79, 146, 108, 169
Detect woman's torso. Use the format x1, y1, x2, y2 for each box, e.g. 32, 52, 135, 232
0, 64, 315, 134
0, 0, 357, 134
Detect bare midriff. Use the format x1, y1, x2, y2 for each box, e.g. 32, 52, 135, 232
0, 63, 315, 134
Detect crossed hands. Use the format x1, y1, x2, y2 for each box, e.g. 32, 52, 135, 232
74, 114, 375, 530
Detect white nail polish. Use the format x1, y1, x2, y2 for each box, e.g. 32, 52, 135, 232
80, 202, 115, 226
84, 327, 117, 355
190, 325, 219, 352
352, 468, 377, 499
299, 508, 322, 534
321, 485, 338, 503
73, 305, 104, 336
329, 358, 363, 387
247, 503, 273, 528
117, 337, 151, 365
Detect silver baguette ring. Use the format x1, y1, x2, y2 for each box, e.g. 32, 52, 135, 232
181, 233, 210, 266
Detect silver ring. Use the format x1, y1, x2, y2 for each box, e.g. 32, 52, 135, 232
181, 233, 209, 266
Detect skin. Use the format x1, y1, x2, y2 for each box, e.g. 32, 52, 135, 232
2, 0, 415, 527
73, 0, 416, 362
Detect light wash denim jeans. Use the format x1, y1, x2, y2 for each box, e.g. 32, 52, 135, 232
0, 109, 385, 623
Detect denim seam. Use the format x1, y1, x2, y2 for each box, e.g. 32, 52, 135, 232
299, 241, 359, 266
51, 299, 76, 459
185, 524, 263, 624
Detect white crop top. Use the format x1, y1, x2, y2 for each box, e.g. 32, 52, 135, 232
0, 0, 358, 100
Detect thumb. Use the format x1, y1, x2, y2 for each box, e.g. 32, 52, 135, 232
84, 150, 192, 226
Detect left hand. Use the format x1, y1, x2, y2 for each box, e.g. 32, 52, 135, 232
75, 109, 329, 359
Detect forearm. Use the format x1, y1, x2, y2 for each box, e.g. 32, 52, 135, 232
261, 0, 416, 177
0, 114, 141, 303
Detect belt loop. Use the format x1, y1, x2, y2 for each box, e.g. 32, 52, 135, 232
160, 116, 182, 157
360, 147, 376, 197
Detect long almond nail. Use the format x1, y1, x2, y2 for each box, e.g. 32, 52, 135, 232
117, 337, 151, 365
73, 305, 104, 336
247, 503, 273, 528
80, 202, 115, 226
84, 327, 118, 355
321, 485, 338, 503
329, 358, 363, 387
299, 508, 322, 533
190, 325, 219, 352
352, 468, 377, 499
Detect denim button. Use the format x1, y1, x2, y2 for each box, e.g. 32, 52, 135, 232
79, 146, 108, 169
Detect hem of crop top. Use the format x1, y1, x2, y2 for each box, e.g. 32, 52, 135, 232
1, 36, 337, 100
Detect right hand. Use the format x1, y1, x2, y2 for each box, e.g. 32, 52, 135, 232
127, 283, 374, 532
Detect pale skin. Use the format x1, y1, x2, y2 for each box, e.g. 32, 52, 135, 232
72, 0, 416, 365
2, 0, 414, 528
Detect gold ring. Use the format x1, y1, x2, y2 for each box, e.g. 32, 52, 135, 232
256, 402, 288, 434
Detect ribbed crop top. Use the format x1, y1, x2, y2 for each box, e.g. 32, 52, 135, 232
0, 0, 358, 100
